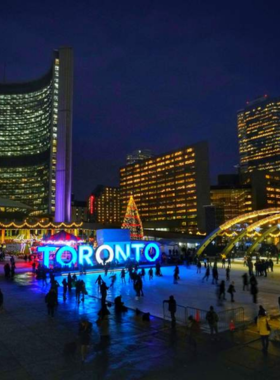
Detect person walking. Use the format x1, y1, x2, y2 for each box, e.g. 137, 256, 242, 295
219, 280, 226, 301
148, 267, 153, 280
67, 273, 72, 291
206, 306, 219, 339
81, 280, 87, 302
62, 278, 67, 301
226, 266, 230, 281
11, 262, 16, 278
100, 281, 109, 306
95, 275, 103, 292
173, 265, 179, 284
79, 320, 92, 363
227, 281, 236, 302
45, 289, 57, 317
76, 280, 82, 303
212, 265, 218, 285
257, 308, 270, 353
251, 282, 258, 304
120, 269, 126, 284
242, 273, 249, 291
202, 265, 210, 282
197, 260, 202, 274
163, 295, 177, 327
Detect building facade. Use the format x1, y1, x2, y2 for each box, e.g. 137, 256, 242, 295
210, 186, 252, 227
120, 142, 210, 234
238, 95, 280, 174
210, 172, 280, 228
0, 47, 73, 222
71, 200, 88, 223
88, 186, 120, 224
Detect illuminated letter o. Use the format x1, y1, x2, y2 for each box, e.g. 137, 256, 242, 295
95, 245, 114, 265
144, 243, 160, 262
56, 246, 78, 267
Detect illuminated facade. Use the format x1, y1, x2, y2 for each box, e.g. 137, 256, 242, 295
120, 142, 210, 234
0, 47, 73, 221
71, 200, 88, 222
238, 95, 280, 174
211, 186, 252, 226
210, 172, 280, 227
89, 186, 120, 224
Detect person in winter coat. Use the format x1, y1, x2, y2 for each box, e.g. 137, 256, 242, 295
163, 295, 177, 326
206, 306, 219, 337
227, 282, 236, 302
257, 308, 270, 353
45, 289, 57, 317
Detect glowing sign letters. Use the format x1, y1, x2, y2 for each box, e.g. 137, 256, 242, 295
38, 242, 160, 268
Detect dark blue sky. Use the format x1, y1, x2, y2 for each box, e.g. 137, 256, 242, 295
1, 0, 280, 199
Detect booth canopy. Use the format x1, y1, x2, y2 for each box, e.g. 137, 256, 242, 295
43, 230, 82, 244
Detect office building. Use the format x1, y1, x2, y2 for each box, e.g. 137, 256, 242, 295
210, 175, 252, 227
238, 95, 280, 174
127, 149, 152, 165
120, 142, 210, 234
88, 186, 120, 224
210, 172, 280, 227
0, 47, 73, 222
71, 200, 88, 223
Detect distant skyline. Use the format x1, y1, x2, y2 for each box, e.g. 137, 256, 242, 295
1, 0, 280, 199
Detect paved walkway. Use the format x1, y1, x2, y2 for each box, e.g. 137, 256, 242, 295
0, 270, 280, 379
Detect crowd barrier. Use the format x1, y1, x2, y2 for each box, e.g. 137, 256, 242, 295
163, 302, 245, 333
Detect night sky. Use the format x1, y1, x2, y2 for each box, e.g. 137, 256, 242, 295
1, 0, 280, 199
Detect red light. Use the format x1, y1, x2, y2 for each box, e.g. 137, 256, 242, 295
89, 195, 95, 214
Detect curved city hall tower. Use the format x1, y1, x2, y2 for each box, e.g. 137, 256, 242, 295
0, 47, 73, 222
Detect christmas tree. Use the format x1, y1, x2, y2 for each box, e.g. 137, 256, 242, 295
122, 195, 143, 240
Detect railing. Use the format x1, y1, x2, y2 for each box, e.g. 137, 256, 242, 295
163, 302, 245, 333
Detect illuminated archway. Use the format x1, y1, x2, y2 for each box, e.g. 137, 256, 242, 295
197, 208, 280, 257
221, 214, 280, 256
246, 224, 279, 256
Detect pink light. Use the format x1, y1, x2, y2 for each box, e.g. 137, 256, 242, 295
42, 240, 84, 245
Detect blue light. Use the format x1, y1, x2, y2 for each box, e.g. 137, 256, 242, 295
56, 246, 77, 267
39, 241, 161, 268
78, 245, 94, 266
115, 243, 131, 261
131, 243, 145, 261
38, 246, 57, 267
144, 243, 160, 262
